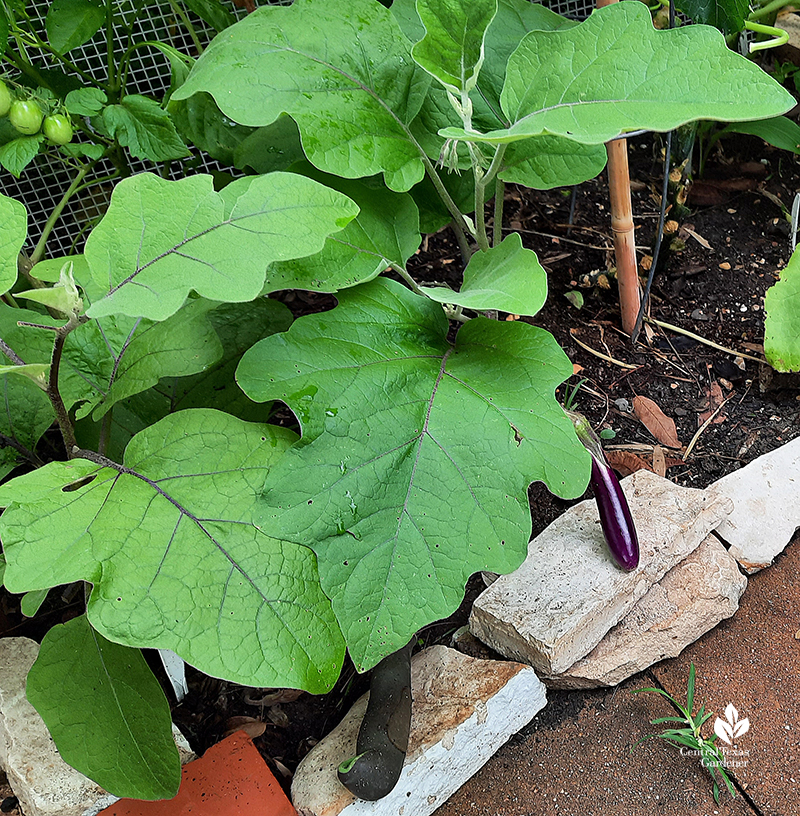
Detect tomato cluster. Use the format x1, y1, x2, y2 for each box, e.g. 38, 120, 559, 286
0, 79, 73, 145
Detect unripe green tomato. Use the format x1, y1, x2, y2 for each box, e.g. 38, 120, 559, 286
9, 99, 44, 135
0, 81, 11, 118
43, 114, 73, 145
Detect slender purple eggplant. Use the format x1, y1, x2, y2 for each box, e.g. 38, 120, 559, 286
568, 410, 640, 571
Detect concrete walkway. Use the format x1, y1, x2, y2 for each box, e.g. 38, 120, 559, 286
435, 536, 799, 816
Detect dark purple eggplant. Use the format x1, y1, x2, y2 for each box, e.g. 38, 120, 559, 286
567, 409, 640, 571
337, 639, 413, 800
590, 457, 639, 571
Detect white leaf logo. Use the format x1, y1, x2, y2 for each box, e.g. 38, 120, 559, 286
714, 703, 750, 744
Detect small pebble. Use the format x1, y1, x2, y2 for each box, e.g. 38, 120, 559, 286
0, 797, 18, 813
614, 398, 631, 412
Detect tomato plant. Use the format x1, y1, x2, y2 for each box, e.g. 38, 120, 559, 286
8, 99, 43, 135
42, 114, 73, 145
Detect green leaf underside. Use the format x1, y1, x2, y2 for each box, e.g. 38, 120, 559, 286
237, 278, 590, 671
27, 615, 181, 799
101, 95, 190, 163
84, 172, 358, 322
233, 116, 306, 175
182, 0, 235, 32
674, 0, 749, 36
721, 116, 800, 156
0, 410, 345, 691
412, 0, 497, 94
765, 249, 800, 372
421, 233, 547, 315
0, 194, 26, 294
45, 0, 105, 54
171, 0, 432, 192
439, 3, 794, 146
265, 164, 421, 294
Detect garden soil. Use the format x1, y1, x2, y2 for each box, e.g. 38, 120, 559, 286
1, 131, 799, 812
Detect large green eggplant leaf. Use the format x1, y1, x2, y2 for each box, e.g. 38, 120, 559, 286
411, 0, 497, 95
400, 0, 604, 189
0, 409, 345, 691
420, 233, 546, 315
27, 615, 180, 800
765, 249, 800, 373
440, 3, 794, 146
264, 164, 421, 294
0, 193, 25, 294
237, 278, 590, 671
84, 172, 358, 322
674, 0, 749, 35
171, 0, 432, 192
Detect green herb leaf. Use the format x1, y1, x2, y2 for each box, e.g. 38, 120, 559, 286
84, 172, 359, 321
264, 164, 421, 294
172, 0, 432, 192
27, 615, 181, 799
0, 410, 345, 691
420, 233, 546, 315
0, 193, 25, 294
765, 247, 800, 372
237, 278, 589, 670
440, 3, 794, 146
101, 95, 190, 162
411, 0, 497, 95
45, 0, 105, 54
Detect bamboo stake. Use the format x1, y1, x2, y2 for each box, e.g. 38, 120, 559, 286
596, 0, 640, 336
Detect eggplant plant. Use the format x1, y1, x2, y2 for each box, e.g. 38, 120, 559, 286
0, 0, 792, 800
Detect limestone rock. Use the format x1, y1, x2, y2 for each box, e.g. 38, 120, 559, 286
544, 534, 748, 689
0, 637, 194, 816
470, 470, 734, 675
707, 436, 800, 572
292, 646, 545, 816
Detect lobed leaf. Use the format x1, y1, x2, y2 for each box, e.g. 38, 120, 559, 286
84, 172, 358, 321
27, 615, 181, 799
171, 0, 432, 192
0, 409, 345, 691
439, 3, 794, 146
237, 278, 590, 670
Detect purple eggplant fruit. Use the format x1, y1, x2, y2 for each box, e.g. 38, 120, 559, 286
590, 456, 639, 571
567, 410, 640, 572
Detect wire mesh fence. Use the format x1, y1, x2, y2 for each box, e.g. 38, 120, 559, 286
0, 0, 615, 258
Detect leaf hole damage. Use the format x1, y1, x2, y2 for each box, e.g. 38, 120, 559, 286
62, 474, 97, 492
